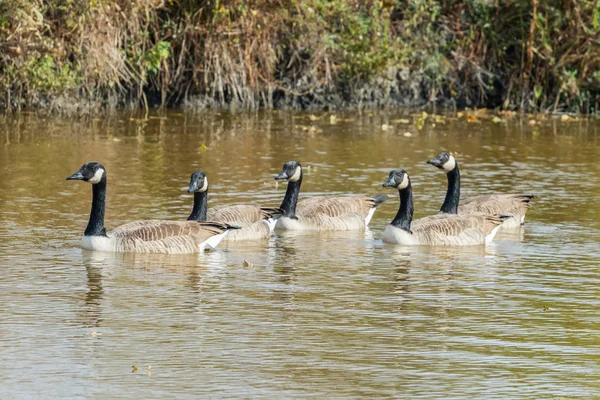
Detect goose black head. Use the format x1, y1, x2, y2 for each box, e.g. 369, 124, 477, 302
427, 152, 456, 173
66, 162, 106, 184
382, 169, 410, 190
187, 171, 209, 193
275, 161, 302, 182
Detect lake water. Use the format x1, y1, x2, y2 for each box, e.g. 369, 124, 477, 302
1, 110, 599, 398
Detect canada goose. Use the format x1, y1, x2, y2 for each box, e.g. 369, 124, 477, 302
381, 169, 504, 246
66, 162, 238, 253
186, 170, 281, 241
273, 161, 388, 230
427, 152, 534, 228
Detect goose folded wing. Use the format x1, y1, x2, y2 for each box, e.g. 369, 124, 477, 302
296, 197, 373, 218
413, 214, 502, 237
460, 194, 533, 215
208, 205, 266, 224
111, 221, 227, 241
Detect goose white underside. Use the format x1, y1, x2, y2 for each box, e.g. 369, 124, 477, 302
382, 225, 418, 245
383, 225, 498, 246
275, 215, 369, 231
275, 217, 307, 230
81, 231, 228, 253
81, 235, 114, 252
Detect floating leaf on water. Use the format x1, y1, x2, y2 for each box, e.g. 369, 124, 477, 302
466, 114, 480, 123
329, 115, 337, 125
414, 118, 424, 130
499, 110, 517, 117
381, 124, 390, 131
543, 306, 549, 311
200, 143, 207, 152
90, 331, 102, 336
492, 116, 504, 124
457, 112, 464, 118
403, 132, 412, 137
309, 114, 319, 121
560, 114, 571, 122
243, 259, 253, 268
392, 118, 410, 124
132, 365, 138, 373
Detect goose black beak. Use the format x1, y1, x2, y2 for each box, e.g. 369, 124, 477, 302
66, 171, 85, 181
427, 158, 443, 167
187, 182, 199, 193
275, 172, 288, 180
382, 178, 396, 187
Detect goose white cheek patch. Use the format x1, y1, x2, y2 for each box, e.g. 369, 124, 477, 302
288, 166, 302, 182
398, 174, 409, 189
442, 156, 456, 172
199, 177, 208, 192
88, 168, 105, 184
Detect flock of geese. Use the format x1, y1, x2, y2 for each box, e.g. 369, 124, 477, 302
66, 153, 534, 253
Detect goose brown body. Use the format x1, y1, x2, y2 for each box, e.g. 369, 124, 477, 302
382, 169, 503, 246
187, 171, 280, 241
385, 214, 504, 246
67, 163, 233, 254
274, 161, 387, 231
427, 152, 534, 229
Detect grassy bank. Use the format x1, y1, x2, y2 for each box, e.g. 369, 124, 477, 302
1, 0, 599, 113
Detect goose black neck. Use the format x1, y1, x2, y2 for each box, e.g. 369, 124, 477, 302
279, 175, 302, 218
440, 164, 460, 214
391, 183, 414, 232
187, 191, 208, 221
85, 180, 107, 237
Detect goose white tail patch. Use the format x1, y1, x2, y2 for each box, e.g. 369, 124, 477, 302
364, 207, 376, 226
265, 217, 277, 233
88, 168, 105, 184
499, 216, 522, 230
202, 231, 228, 250
485, 225, 502, 245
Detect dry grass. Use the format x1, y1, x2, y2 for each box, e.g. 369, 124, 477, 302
0, 0, 598, 113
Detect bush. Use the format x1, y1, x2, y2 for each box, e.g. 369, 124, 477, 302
0, 0, 598, 112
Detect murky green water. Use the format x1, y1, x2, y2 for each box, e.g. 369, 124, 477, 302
1, 110, 599, 398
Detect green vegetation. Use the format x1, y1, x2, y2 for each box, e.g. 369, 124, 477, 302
0, 0, 599, 112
